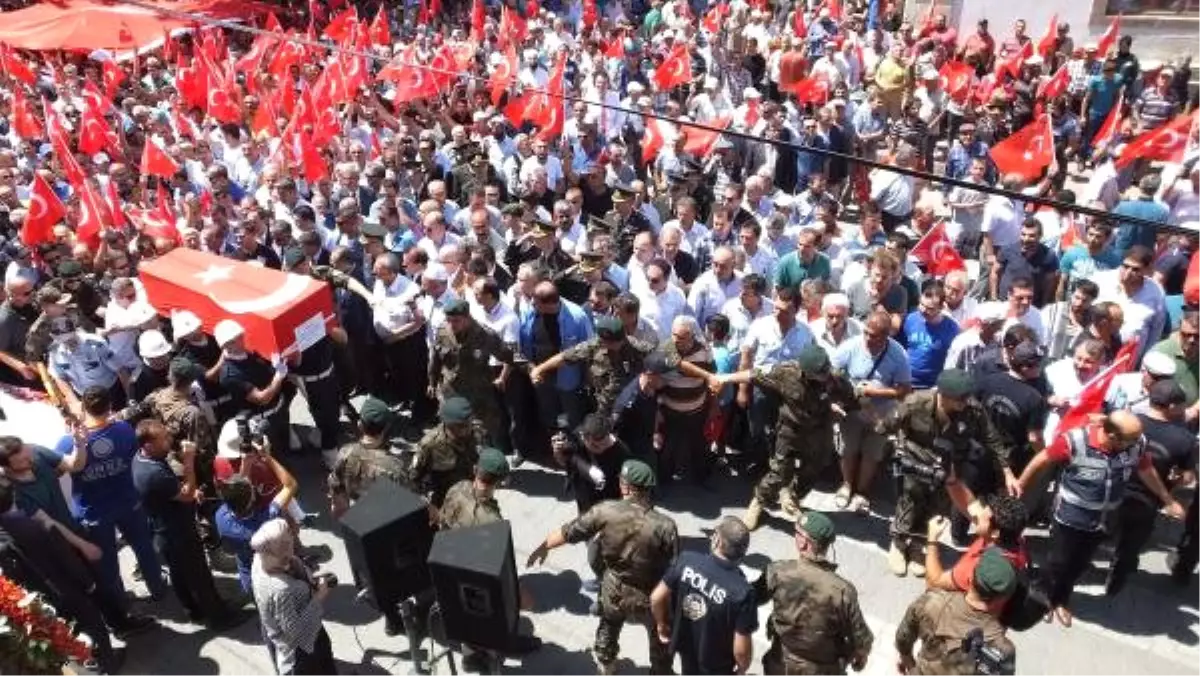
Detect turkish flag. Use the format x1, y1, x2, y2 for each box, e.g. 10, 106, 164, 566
641, 118, 673, 166
22, 175, 66, 247
1036, 14, 1058, 58
1037, 65, 1070, 100
995, 41, 1032, 80
264, 11, 282, 32
489, 44, 519, 105
825, 0, 842, 21
378, 52, 440, 104
1096, 14, 1121, 58
1116, 112, 1197, 168
702, 5, 728, 34
792, 5, 806, 37
0, 45, 37, 87
323, 6, 358, 42
784, 75, 830, 104
653, 45, 692, 91
369, 8, 391, 47
78, 101, 116, 156
43, 101, 86, 186
75, 181, 112, 250
582, 0, 597, 28
102, 59, 126, 100
470, 0, 486, 43
990, 114, 1054, 181
1092, 90, 1125, 152
140, 139, 179, 179
105, 180, 127, 229
910, 221, 966, 276
940, 60, 974, 102
1053, 341, 1136, 440
499, 7, 529, 50
602, 31, 625, 59
139, 248, 337, 360
682, 117, 731, 157
10, 87, 42, 140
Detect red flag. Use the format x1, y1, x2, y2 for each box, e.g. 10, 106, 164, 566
22, 175, 66, 247
653, 45, 692, 91
10, 87, 42, 140
703, 5, 728, 34
582, 0, 597, 28
298, 132, 328, 183
1036, 14, 1058, 59
989, 114, 1054, 181
1037, 64, 1070, 100
1054, 344, 1136, 439
681, 118, 731, 157
369, 9, 391, 47
128, 207, 180, 244
534, 57, 567, 141
939, 60, 974, 102
377, 57, 439, 104
1096, 14, 1121, 58
264, 11, 282, 32
235, 34, 273, 75
1115, 112, 1197, 168
470, 0, 486, 43
641, 119, 672, 166
102, 59, 126, 99
826, 0, 842, 21
43, 101, 86, 185
105, 179, 127, 229
78, 101, 117, 156
910, 221, 966, 276
918, 0, 938, 35
525, 0, 539, 18
995, 40, 1032, 80
323, 7, 358, 42
489, 43, 519, 105
790, 6, 806, 37
602, 31, 625, 59
1092, 91, 1125, 153
1058, 214, 1082, 251
75, 181, 112, 249
140, 139, 180, 179
0, 45, 37, 86
429, 0, 443, 23
499, 6, 528, 49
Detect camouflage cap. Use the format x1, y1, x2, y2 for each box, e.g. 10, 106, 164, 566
973, 547, 1018, 599
477, 447, 511, 478
936, 368, 975, 399
443, 298, 471, 317
440, 396, 473, 423
796, 511, 836, 547
595, 315, 623, 337
359, 396, 394, 427
36, 286, 71, 306
796, 344, 831, 373
620, 459, 656, 487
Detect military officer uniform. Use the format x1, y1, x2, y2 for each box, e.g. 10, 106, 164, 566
606, 184, 652, 263
557, 461, 679, 674
756, 513, 873, 675
438, 448, 510, 530
876, 369, 1012, 576
744, 346, 859, 528
895, 548, 1018, 675
409, 396, 486, 507
450, 146, 501, 206
429, 299, 515, 449
557, 316, 656, 418
503, 220, 576, 280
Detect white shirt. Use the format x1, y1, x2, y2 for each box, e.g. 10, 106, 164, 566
557, 220, 587, 256
417, 231, 462, 262
1044, 357, 1092, 440
810, 316, 864, 357
720, 296, 774, 351
637, 284, 690, 342
981, 195, 1022, 250
945, 296, 979, 327
741, 245, 780, 285
688, 270, 744, 327
1094, 270, 1167, 362
1005, 307, 1048, 346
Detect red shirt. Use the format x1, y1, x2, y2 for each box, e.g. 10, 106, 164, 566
960, 32, 995, 62
213, 455, 282, 512
1045, 424, 1152, 472
950, 537, 1029, 592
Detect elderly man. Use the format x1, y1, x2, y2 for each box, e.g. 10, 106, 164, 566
811, 292, 862, 356
688, 246, 743, 327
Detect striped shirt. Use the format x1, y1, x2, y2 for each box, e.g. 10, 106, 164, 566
1136, 89, 1180, 131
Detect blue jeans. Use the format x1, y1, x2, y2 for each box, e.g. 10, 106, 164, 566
83, 504, 167, 598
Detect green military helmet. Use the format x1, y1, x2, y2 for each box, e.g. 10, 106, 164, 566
973, 547, 1018, 599
936, 368, 975, 399
796, 344, 832, 374
796, 510, 836, 548
359, 396, 395, 429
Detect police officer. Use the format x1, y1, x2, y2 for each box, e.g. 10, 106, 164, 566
895, 548, 1018, 675
47, 319, 127, 413
755, 511, 873, 675
327, 397, 409, 520
214, 319, 292, 455
552, 413, 631, 516
877, 369, 1015, 578
527, 460, 679, 675
408, 396, 486, 507
651, 516, 758, 675
26, 287, 93, 405
715, 344, 858, 529
531, 315, 656, 419
429, 298, 515, 449
607, 183, 652, 263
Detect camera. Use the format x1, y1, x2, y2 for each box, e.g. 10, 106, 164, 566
234, 413, 269, 454
315, 571, 339, 587
961, 628, 1015, 675
891, 442, 950, 486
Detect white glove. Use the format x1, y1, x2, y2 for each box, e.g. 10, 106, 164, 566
588, 466, 606, 489
273, 356, 289, 377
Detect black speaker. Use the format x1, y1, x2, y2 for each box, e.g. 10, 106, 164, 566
340, 481, 435, 609
427, 520, 519, 652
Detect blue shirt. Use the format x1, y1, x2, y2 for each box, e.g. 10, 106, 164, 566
899, 312, 959, 389
1086, 75, 1124, 120
69, 421, 140, 522
214, 503, 280, 593
1112, 198, 1171, 258
1059, 244, 1120, 283
743, 318, 814, 369
711, 343, 739, 406
832, 337, 911, 415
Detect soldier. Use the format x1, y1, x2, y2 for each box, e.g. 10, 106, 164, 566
754, 512, 873, 675
714, 344, 859, 529
504, 219, 575, 280
876, 369, 1015, 578
527, 460, 679, 675
607, 183, 652, 263
428, 299, 515, 449
409, 396, 486, 507
530, 315, 656, 418
142, 358, 218, 482
450, 146, 500, 206
327, 397, 409, 520
894, 548, 1018, 675
54, 260, 103, 326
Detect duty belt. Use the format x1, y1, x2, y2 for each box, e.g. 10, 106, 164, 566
299, 364, 335, 383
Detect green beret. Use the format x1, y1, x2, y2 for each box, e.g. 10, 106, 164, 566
360, 219, 387, 239
443, 298, 470, 317
477, 447, 511, 478
595, 315, 623, 336
282, 246, 307, 270
501, 203, 526, 217
620, 459, 656, 488
440, 396, 473, 424
57, 259, 83, 277
973, 547, 1017, 599
359, 396, 394, 427
796, 511, 836, 547
936, 368, 975, 399
169, 357, 203, 382
796, 344, 831, 373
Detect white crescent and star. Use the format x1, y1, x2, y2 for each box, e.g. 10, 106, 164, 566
28, 192, 47, 223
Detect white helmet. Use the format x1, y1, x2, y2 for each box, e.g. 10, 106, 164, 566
213, 319, 246, 347
138, 330, 171, 360
171, 309, 202, 338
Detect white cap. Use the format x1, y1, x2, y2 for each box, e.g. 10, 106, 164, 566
138, 330, 172, 359
424, 262, 450, 282
214, 319, 246, 347
822, 293, 850, 311
1025, 55, 1044, 67
127, 301, 158, 327
704, 76, 719, 90
627, 81, 645, 93
216, 418, 243, 459
744, 86, 761, 99
975, 301, 1008, 323
774, 194, 794, 208
1143, 351, 1177, 377
172, 309, 202, 337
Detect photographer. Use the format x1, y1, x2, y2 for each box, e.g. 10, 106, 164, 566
250, 518, 337, 675
877, 369, 1015, 578
895, 548, 1018, 675
214, 440, 300, 594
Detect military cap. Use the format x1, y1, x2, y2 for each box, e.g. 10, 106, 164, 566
973, 547, 1018, 598
282, 246, 307, 270
57, 260, 83, 277
37, 286, 71, 306
440, 396, 473, 423
796, 510, 836, 547
643, 350, 676, 375
169, 357, 204, 382
579, 250, 605, 273
466, 145, 487, 164
586, 214, 614, 233
359, 396, 395, 427
595, 315, 623, 337
360, 218, 387, 239
611, 183, 635, 202
796, 344, 831, 373
530, 219, 557, 238
620, 459, 656, 487
443, 298, 471, 317
477, 447, 511, 478
501, 203, 526, 217
936, 368, 975, 398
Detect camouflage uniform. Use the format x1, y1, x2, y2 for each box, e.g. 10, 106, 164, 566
560, 498, 679, 672
895, 590, 1015, 675
558, 336, 656, 416
25, 308, 94, 364
146, 388, 217, 456
755, 557, 874, 675
751, 364, 858, 505
439, 480, 503, 529
328, 439, 411, 502
875, 390, 1010, 549
408, 423, 486, 506
606, 208, 652, 263
429, 322, 514, 447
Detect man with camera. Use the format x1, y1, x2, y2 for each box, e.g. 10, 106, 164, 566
876, 369, 1015, 577
895, 548, 1018, 675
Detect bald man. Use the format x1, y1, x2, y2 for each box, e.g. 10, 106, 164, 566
1018, 411, 1184, 626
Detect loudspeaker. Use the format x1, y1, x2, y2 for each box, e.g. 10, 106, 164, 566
340, 481, 435, 609
427, 520, 519, 652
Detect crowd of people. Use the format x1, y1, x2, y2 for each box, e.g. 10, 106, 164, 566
0, 0, 1197, 673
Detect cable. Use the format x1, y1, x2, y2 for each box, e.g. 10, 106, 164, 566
112, 0, 1195, 235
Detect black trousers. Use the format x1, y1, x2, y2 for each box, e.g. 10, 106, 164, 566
1109, 499, 1160, 594
57, 588, 117, 669
1045, 519, 1106, 609
659, 406, 710, 484
287, 627, 337, 675
301, 370, 342, 451
1175, 492, 1199, 577
155, 526, 227, 621
384, 333, 435, 426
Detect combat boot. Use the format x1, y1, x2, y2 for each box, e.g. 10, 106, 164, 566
592, 651, 616, 675
887, 543, 908, 576
744, 497, 764, 530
